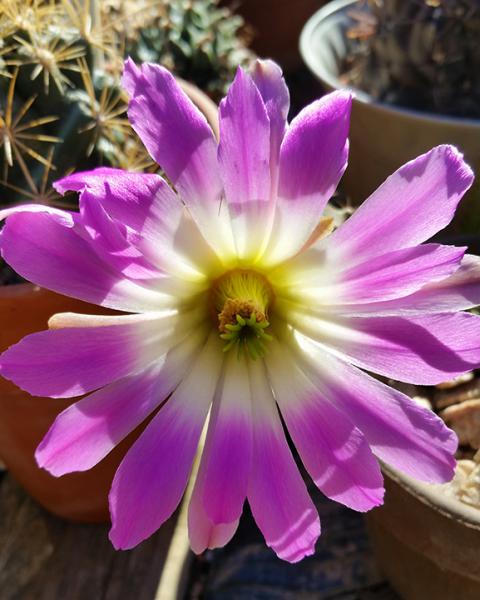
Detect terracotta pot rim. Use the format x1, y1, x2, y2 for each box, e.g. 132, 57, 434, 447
382, 464, 480, 531
300, 0, 480, 129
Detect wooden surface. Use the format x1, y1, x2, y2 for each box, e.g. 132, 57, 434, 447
0, 472, 177, 600
0, 468, 400, 600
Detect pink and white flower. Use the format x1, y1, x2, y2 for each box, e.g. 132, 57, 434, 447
1, 58, 480, 562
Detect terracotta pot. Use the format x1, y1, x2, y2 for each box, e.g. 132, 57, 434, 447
365, 467, 480, 600
300, 0, 480, 235
0, 81, 218, 523
0, 285, 121, 522
224, 0, 326, 70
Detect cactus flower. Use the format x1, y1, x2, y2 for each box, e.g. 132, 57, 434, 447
1, 59, 480, 562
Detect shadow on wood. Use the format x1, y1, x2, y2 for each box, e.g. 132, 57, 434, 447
0, 474, 177, 600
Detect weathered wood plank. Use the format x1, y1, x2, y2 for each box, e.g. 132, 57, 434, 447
0, 466, 400, 600
0, 474, 176, 600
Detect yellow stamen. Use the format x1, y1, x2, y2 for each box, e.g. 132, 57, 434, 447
210, 269, 274, 359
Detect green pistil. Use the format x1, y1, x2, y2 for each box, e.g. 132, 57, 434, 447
212, 269, 275, 360
220, 312, 273, 360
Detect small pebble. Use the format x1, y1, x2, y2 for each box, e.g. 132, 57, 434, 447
411, 395, 432, 410
441, 399, 480, 449
436, 372, 474, 390
433, 379, 480, 410
458, 462, 480, 508
440, 460, 480, 507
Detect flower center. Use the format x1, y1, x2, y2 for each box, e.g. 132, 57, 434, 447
210, 269, 274, 359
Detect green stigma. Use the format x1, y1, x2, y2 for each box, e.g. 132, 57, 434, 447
220, 309, 273, 360
211, 270, 274, 360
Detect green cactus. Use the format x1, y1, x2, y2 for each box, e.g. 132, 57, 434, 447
346, 0, 480, 118
118, 0, 254, 101
0, 0, 252, 210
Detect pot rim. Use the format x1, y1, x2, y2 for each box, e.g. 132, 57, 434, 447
383, 464, 480, 530
300, 0, 480, 129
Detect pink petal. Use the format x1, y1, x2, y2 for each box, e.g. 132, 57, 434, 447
54, 168, 170, 235
339, 254, 480, 316
292, 333, 457, 483
188, 422, 239, 554
265, 91, 351, 264
79, 195, 207, 299
266, 345, 384, 512
202, 353, 252, 524
290, 309, 480, 385
55, 168, 219, 279
251, 59, 290, 192
108, 335, 222, 550
0, 312, 188, 397
122, 60, 234, 258
247, 361, 320, 563
327, 145, 474, 265
218, 67, 271, 258
334, 244, 465, 305
188, 488, 239, 555
0, 203, 74, 225
0, 210, 171, 312
79, 192, 165, 283
342, 313, 480, 384
188, 470, 239, 554
278, 243, 466, 308
122, 60, 221, 206
35, 332, 203, 475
